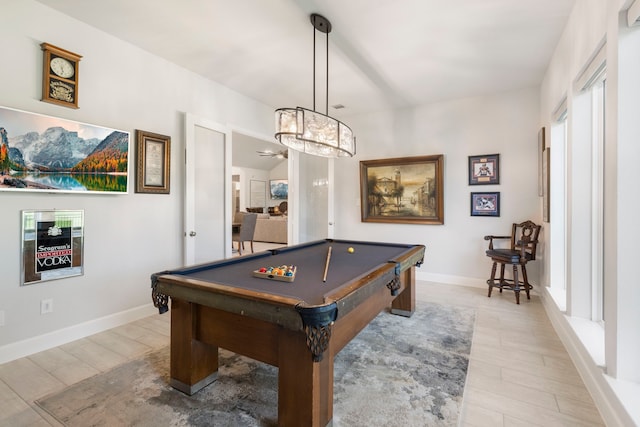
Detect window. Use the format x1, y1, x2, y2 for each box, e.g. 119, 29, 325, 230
550, 112, 567, 295
566, 41, 606, 322
591, 76, 605, 323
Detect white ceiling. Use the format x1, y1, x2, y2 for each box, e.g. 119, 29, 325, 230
35, 0, 576, 168
232, 131, 287, 170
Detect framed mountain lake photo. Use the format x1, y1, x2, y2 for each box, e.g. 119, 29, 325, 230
0, 106, 129, 194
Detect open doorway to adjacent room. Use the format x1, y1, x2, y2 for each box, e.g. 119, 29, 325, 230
231, 131, 290, 252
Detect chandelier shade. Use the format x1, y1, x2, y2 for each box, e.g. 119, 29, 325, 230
274, 14, 356, 158
275, 107, 355, 158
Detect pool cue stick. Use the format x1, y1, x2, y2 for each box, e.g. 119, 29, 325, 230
322, 246, 332, 282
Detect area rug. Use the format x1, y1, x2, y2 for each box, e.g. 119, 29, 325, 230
36, 301, 475, 426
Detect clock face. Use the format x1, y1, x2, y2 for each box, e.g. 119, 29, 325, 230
50, 56, 75, 79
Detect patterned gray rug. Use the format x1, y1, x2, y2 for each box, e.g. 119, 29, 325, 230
36, 301, 475, 426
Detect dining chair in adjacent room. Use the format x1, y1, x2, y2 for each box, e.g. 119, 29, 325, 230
232, 212, 258, 256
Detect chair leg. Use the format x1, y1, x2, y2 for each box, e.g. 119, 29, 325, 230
498, 264, 506, 293
250, 240, 254, 253
512, 264, 520, 304
521, 264, 531, 300
488, 261, 498, 297
237, 241, 242, 256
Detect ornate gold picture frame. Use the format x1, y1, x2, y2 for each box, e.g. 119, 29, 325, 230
360, 155, 444, 225
135, 130, 170, 194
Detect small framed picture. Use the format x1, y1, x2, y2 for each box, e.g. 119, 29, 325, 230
468, 154, 499, 185
135, 130, 171, 194
471, 192, 500, 217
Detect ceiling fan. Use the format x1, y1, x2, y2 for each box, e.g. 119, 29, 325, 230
256, 149, 288, 159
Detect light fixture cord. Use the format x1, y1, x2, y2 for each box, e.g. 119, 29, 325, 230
311, 16, 330, 115
313, 22, 316, 112
325, 26, 329, 115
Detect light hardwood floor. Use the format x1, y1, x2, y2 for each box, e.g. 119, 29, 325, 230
0, 273, 605, 426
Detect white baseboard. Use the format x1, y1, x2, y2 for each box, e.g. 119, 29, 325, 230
541, 288, 637, 427
0, 303, 157, 365
416, 271, 486, 288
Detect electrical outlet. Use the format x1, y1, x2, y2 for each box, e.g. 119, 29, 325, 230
0, 310, 5, 326
41, 299, 53, 314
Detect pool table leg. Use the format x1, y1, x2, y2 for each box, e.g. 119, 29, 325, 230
169, 298, 219, 395
390, 266, 416, 317
278, 328, 333, 427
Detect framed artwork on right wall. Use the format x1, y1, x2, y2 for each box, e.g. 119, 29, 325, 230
468, 154, 500, 185
538, 127, 546, 196
471, 192, 500, 217
543, 147, 550, 222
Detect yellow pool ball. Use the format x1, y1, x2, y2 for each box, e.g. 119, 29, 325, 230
348, 247, 355, 253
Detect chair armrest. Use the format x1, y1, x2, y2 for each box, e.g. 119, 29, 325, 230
484, 235, 510, 250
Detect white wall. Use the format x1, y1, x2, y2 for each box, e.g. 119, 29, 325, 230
232, 161, 288, 212
0, 1, 273, 360
334, 87, 542, 286
539, 0, 640, 424
232, 166, 270, 212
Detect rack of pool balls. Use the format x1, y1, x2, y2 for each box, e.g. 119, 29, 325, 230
253, 265, 297, 282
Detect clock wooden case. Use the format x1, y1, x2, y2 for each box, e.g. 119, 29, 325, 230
41, 42, 82, 109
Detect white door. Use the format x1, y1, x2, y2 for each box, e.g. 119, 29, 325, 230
291, 151, 332, 243
184, 113, 232, 265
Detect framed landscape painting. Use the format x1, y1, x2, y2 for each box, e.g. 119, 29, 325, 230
360, 155, 444, 225
0, 106, 129, 193
270, 179, 288, 200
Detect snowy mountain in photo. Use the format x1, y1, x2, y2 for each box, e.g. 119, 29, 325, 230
9, 126, 101, 169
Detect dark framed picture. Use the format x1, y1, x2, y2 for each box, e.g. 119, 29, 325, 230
471, 192, 500, 217
543, 147, 550, 222
468, 154, 500, 185
538, 127, 546, 196
360, 155, 444, 225
135, 130, 171, 194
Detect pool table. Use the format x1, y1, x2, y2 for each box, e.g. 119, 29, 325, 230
151, 239, 425, 427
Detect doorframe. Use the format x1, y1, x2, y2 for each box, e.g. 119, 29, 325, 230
229, 124, 295, 246
327, 158, 335, 239
184, 113, 232, 263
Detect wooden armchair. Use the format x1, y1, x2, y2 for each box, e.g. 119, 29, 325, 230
484, 220, 541, 304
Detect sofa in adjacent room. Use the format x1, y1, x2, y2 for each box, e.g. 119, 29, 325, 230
252, 213, 288, 243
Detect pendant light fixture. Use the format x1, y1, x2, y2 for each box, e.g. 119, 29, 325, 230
274, 14, 356, 158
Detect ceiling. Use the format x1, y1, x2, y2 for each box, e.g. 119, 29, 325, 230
35, 0, 577, 168
232, 132, 287, 170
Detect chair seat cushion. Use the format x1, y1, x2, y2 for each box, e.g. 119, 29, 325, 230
486, 249, 533, 264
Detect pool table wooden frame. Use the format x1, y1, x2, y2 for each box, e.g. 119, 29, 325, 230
151, 239, 425, 427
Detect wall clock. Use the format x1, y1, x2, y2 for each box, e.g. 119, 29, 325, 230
41, 42, 82, 109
